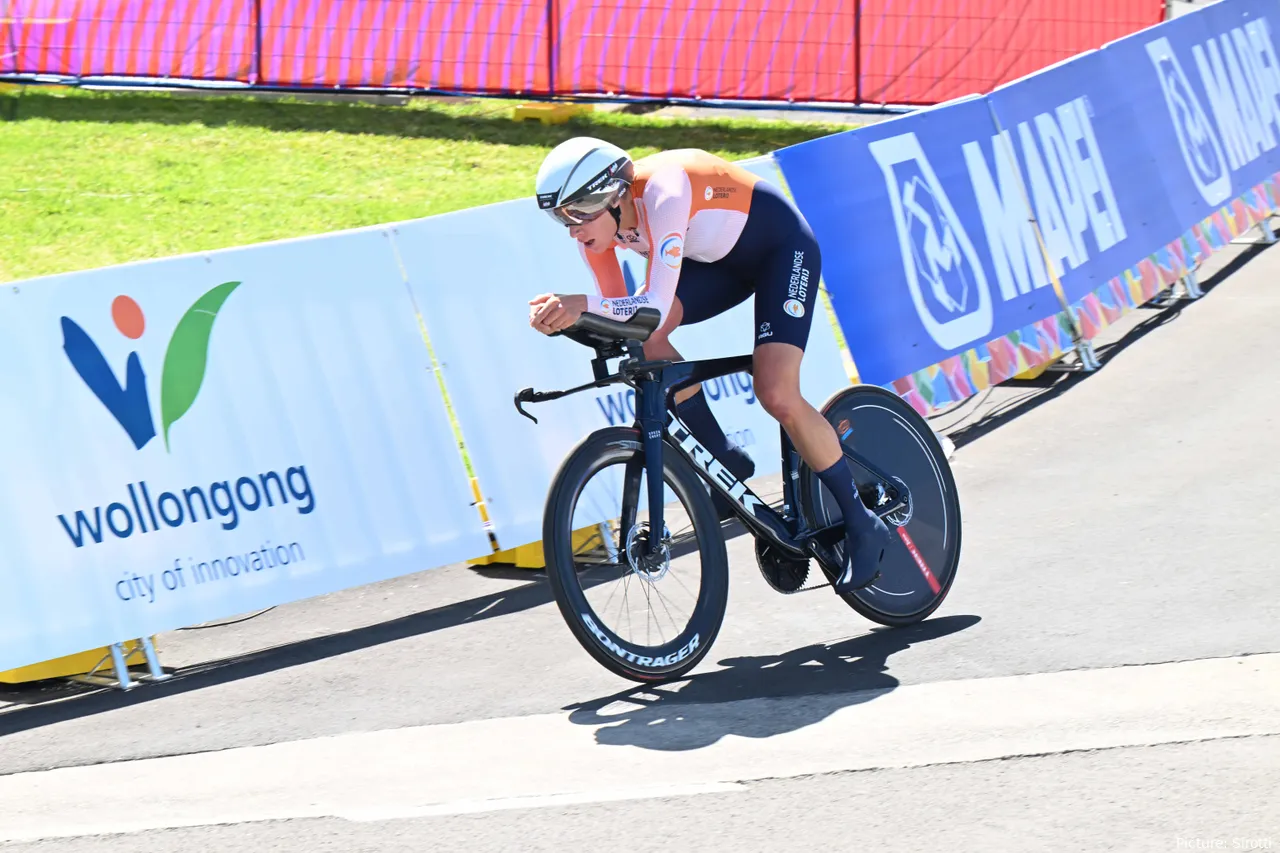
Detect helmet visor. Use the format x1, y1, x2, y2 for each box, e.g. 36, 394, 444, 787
545, 181, 623, 226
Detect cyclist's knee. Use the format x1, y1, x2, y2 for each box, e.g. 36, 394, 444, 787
755, 381, 803, 426
643, 329, 680, 361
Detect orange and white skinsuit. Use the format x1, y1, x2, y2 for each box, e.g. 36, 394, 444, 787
576, 149, 823, 351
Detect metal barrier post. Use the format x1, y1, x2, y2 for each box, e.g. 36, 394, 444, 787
599, 522, 619, 563
1231, 215, 1278, 246
139, 636, 171, 682
252, 0, 264, 85
1260, 218, 1277, 244
853, 1, 863, 105
108, 643, 135, 691
1180, 269, 1204, 299
546, 0, 557, 96
987, 100, 1100, 374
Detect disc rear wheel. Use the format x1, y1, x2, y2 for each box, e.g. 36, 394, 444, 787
800, 386, 962, 626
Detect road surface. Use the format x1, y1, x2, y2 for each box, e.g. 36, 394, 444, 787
0, 232, 1277, 851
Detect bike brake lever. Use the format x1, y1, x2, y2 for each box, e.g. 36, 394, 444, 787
514, 388, 539, 424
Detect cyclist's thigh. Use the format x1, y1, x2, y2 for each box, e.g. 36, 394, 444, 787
753, 225, 821, 350
676, 259, 753, 326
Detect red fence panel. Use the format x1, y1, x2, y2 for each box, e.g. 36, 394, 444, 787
555, 0, 855, 102
1, 0, 255, 80
858, 0, 1166, 105
257, 0, 551, 94
2, 0, 1164, 103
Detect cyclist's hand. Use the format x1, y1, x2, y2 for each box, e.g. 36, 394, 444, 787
529, 293, 586, 335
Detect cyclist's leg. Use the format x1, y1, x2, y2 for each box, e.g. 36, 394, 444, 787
750, 223, 889, 590
654, 261, 757, 517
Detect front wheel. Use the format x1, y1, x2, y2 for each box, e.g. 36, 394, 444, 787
542, 426, 728, 682
799, 385, 962, 627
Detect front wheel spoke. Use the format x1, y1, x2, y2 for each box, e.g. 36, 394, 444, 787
650, 581, 684, 638
620, 570, 634, 644
641, 576, 655, 646
597, 562, 625, 615
668, 557, 697, 596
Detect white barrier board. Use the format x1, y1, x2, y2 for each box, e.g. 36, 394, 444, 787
0, 228, 488, 671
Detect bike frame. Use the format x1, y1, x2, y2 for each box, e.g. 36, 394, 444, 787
517, 340, 909, 568
633, 354, 817, 560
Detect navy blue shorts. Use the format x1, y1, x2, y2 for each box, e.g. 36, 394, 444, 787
675, 180, 822, 351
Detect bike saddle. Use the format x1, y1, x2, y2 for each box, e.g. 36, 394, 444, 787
553, 306, 661, 348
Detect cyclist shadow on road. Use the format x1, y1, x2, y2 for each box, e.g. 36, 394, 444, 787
563, 613, 978, 752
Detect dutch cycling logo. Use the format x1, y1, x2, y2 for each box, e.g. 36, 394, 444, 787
1146, 36, 1230, 207
57, 281, 316, 549
659, 233, 684, 270
868, 132, 993, 350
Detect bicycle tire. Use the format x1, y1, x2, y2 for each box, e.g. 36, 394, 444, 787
798, 385, 962, 627
542, 426, 729, 682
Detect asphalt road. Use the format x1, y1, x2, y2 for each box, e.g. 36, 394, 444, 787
1, 234, 1278, 849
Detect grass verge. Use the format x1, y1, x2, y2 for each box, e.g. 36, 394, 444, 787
0, 87, 849, 282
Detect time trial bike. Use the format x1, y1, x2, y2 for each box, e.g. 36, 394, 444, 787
515, 307, 961, 682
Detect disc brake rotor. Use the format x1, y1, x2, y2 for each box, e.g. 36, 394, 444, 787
624, 521, 672, 582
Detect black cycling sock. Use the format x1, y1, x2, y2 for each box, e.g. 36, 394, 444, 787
675, 390, 755, 482
815, 459, 875, 535
816, 458, 890, 588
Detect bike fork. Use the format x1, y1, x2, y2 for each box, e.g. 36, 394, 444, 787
635, 375, 667, 557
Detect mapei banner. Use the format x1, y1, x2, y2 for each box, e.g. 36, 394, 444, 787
984, 49, 1181, 307
774, 0, 1280, 389
775, 96, 1068, 386
0, 230, 489, 671
1102, 0, 1280, 232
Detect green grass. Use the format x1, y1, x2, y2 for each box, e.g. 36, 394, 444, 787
0, 87, 850, 283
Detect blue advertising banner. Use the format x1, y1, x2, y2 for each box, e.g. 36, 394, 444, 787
1103, 0, 1280, 232
985, 50, 1183, 305
776, 0, 1280, 390
774, 96, 1066, 387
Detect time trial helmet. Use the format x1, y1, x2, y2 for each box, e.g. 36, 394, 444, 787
535, 137, 633, 226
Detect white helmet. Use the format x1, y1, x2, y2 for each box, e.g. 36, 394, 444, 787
535, 137, 633, 226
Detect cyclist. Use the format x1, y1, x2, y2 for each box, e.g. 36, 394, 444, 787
528, 137, 889, 591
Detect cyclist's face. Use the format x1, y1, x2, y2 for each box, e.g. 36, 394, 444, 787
568, 208, 616, 253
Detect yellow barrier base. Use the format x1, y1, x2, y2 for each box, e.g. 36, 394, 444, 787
469, 525, 607, 569
1011, 355, 1063, 382
513, 102, 594, 124
0, 639, 152, 684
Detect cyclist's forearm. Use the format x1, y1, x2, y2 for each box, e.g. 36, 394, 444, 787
586, 292, 665, 324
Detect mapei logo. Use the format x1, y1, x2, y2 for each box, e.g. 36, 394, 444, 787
61, 282, 241, 451
1146, 36, 1229, 206
869, 133, 992, 350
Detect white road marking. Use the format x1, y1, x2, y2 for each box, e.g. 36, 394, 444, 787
0, 654, 1277, 842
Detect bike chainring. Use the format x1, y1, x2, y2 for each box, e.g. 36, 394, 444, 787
755, 538, 810, 594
